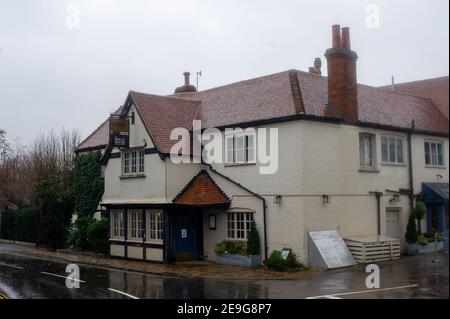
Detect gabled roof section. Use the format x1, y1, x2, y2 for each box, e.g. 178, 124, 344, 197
173, 170, 230, 206
380, 76, 449, 119
129, 91, 201, 154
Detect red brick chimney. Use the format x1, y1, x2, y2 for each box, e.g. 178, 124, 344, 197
325, 25, 358, 121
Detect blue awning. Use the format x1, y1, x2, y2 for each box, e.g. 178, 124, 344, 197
422, 183, 449, 204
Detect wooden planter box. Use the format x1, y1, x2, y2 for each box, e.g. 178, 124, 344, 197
216, 253, 261, 267
344, 236, 401, 264
407, 242, 444, 255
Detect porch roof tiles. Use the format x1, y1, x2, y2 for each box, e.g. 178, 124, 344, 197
173, 170, 230, 206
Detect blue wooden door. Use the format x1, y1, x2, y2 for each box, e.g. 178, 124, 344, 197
174, 213, 199, 261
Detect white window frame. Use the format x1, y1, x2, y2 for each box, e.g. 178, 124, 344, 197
359, 133, 376, 169
122, 149, 145, 176
110, 209, 125, 239
424, 140, 445, 168
128, 210, 144, 241
224, 132, 256, 165
226, 212, 254, 240
146, 210, 163, 243
381, 135, 405, 165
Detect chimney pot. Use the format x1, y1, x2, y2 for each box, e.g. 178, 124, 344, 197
174, 71, 197, 93
183, 72, 190, 85
341, 27, 351, 49
332, 24, 342, 48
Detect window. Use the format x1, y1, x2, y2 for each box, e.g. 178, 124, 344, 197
227, 212, 254, 240
381, 136, 404, 164
425, 141, 445, 167
146, 210, 163, 242
225, 133, 256, 165
131, 111, 135, 125
359, 133, 376, 169
110, 210, 124, 239
122, 149, 144, 175
128, 210, 144, 240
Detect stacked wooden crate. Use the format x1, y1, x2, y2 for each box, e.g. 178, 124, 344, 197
344, 236, 401, 264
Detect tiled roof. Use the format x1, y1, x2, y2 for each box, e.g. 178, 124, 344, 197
76, 70, 449, 153
380, 77, 449, 119
173, 170, 230, 205
129, 92, 200, 154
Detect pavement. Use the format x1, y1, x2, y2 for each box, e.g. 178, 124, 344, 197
0, 243, 448, 299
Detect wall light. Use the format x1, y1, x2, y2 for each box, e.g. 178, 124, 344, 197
274, 195, 282, 205
322, 195, 331, 204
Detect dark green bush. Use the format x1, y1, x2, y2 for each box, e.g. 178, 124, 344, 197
69, 217, 94, 251
87, 219, 108, 254
0, 208, 36, 243
413, 201, 426, 234
405, 213, 418, 244
266, 250, 305, 272
246, 222, 261, 255
35, 175, 74, 249
215, 240, 247, 255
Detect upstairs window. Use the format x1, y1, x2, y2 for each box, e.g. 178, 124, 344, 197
122, 149, 145, 175
225, 133, 256, 165
381, 136, 404, 164
359, 133, 376, 169
425, 140, 444, 167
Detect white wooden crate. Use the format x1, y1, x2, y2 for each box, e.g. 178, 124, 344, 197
344, 236, 401, 264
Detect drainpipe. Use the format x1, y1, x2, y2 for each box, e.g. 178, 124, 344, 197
204, 163, 268, 261
370, 191, 383, 235
407, 121, 415, 213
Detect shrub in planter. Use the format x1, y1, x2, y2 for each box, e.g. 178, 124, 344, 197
417, 234, 428, 246
405, 213, 418, 244
413, 201, 426, 234
87, 219, 108, 254
246, 222, 261, 256
215, 240, 247, 255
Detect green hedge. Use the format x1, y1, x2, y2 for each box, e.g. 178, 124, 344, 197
0, 208, 36, 243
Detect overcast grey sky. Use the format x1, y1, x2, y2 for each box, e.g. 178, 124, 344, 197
0, 0, 448, 144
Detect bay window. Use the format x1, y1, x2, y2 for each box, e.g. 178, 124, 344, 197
146, 210, 163, 242
110, 210, 124, 239
128, 210, 144, 241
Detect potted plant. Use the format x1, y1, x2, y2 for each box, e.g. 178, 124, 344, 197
215, 222, 262, 267
406, 203, 445, 255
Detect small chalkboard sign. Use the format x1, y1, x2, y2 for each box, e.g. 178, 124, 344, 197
281, 249, 291, 260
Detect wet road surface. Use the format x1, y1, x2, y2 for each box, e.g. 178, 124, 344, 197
0, 250, 448, 299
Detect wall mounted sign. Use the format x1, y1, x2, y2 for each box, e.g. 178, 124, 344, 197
208, 215, 216, 230
281, 249, 291, 260
181, 229, 187, 238
109, 116, 129, 148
